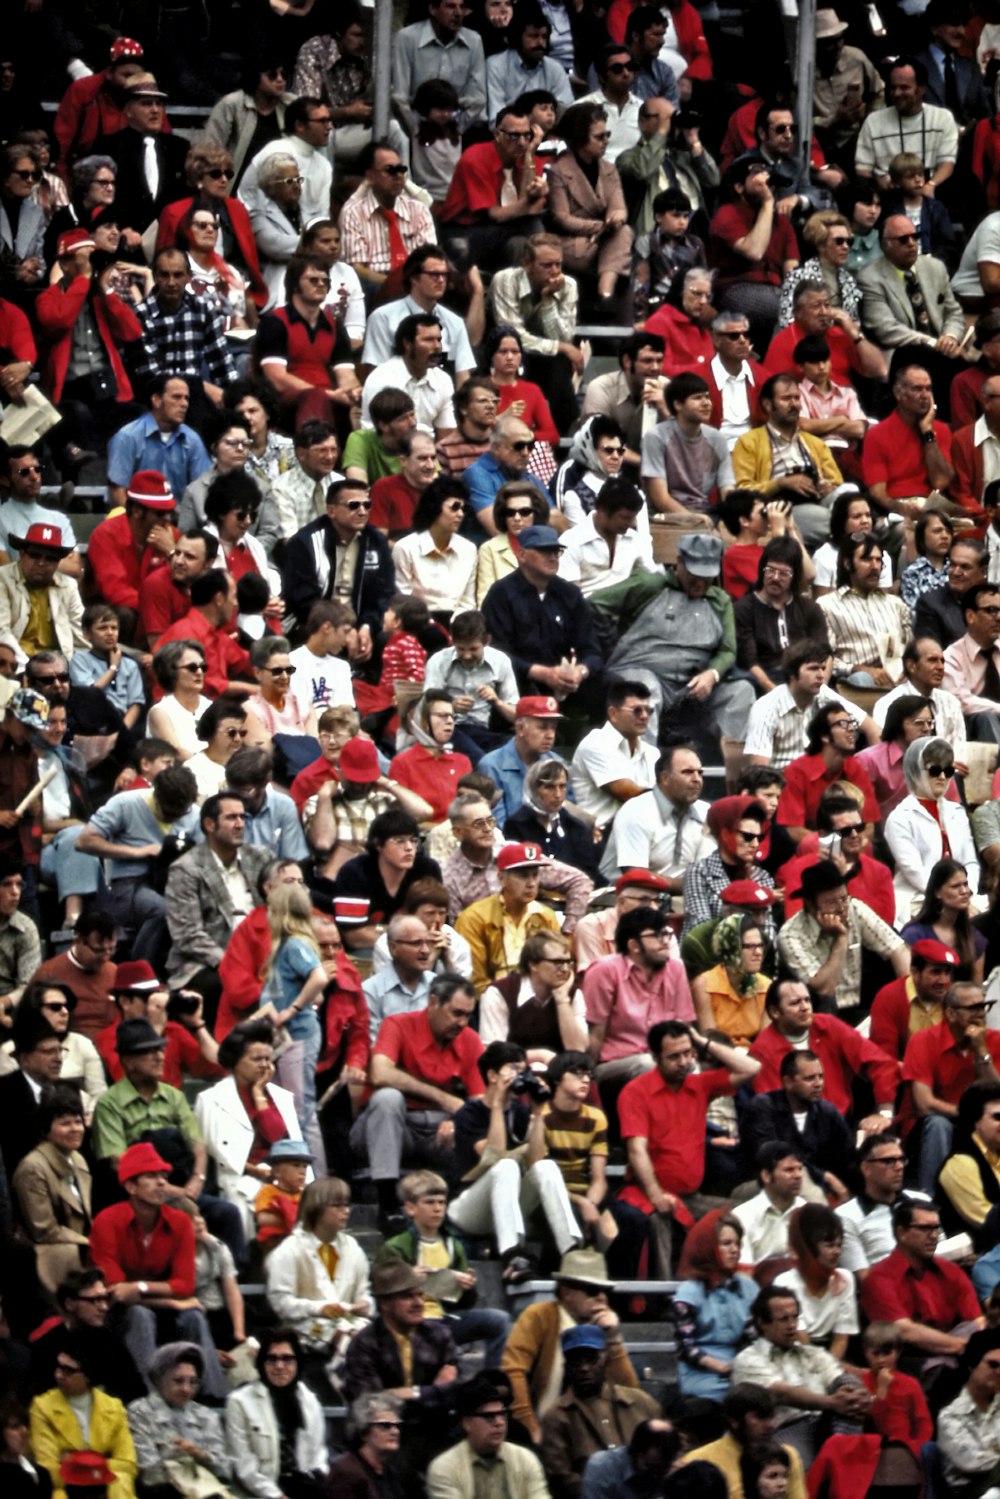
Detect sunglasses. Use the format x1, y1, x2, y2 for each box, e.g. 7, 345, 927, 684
506, 505, 535, 517
224, 727, 248, 739
12, 168, 42, 181
31, 672, 69, 684
511, 439, 536, 452
204, 167, 235, 179
343, 499, 372, 512
42, 1001, 70, 1012
927, 764, 955, 777
371, 1420, 402, 1431
265, 665, 296, 676
887, 232, 918, 244
738, 830, 763, 842
382, 163, 407, 175
16, 464, 41, 475
179, 661, 206, 672
606, 61, 634, 73
828, 235, 854, 246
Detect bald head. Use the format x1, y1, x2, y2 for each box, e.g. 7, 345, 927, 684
882, 215, 919, 270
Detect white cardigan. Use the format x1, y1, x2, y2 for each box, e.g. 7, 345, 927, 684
884, 794, 979, 926
225, 1379, 327, 1498
265, 1225, 371, 1347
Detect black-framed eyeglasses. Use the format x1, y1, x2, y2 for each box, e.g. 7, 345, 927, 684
382, 163, 407, 175
265, 665, 296, 677
224, 727, 248, 739
499, 129, 533, 140
15, 464, 41, 475
179, 661, 206, 672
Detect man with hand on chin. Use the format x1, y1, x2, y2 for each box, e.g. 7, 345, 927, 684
863, 360, 955, 519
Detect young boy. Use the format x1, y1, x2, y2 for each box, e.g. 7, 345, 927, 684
860, 1321, 933, 1454
254, 1138, 312, 1254
113, 736, 177, 792
68, 603, 145, 727
422, 609, 518, 756
376, 1170, 510, 1366
289, 600, 357, 721
718, 489, 810, 600
634, 188, 707, 311
793, 334, 868, 444
541, 1051, 624, 1262
883, 151, 956, 265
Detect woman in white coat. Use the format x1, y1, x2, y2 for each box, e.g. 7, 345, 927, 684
225, 1327, 328, 1499
885, 736, 979, 927
194, 1017, 307, 1235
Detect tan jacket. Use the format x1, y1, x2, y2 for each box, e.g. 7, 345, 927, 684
13, 1140, 92, 1294
501, 1300, 638, 1437
0, 560, 86, 662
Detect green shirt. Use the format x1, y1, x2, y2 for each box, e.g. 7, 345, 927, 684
91, 1077, 201, 1162
341, 428, 402, 483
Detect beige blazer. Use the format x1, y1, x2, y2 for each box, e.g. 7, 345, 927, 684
13, 1139, 92, 1294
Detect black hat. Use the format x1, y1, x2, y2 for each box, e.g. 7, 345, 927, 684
116, 1017, 168, 1056
456, 1373, 513, 1418
791, 861, 848, 902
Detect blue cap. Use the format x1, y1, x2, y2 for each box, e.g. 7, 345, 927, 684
268, 1139, 312, 1163
561, 1324, 606, 1354
519, 524, 563, 551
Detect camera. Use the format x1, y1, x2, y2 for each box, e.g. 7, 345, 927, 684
512, 1070, 551, 1104
167, 990, 201, 1021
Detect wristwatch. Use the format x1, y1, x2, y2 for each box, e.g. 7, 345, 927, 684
921, 429, 937, 444
137, 1281, 149, 1297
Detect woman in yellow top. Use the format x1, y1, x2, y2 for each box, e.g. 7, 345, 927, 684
691, 914, 769, 1049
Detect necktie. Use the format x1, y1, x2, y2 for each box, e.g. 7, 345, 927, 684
903, 271, 931, 333
318, 1242, 339, 1282
944, 50, 961, 120
312, 479, 326, 517
980, 647, 1000, 702
500, 167, 518, 207
673, 811, 686, 864
379, 207, 408, 272
143, 136, 159, 201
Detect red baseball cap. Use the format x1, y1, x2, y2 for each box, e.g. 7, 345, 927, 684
911, 938, 959, 967
497, 842, 544, 872
109, 37, 144, 62
57, 227, 96, 257
112, 960, 160, 992
117, 1141, 172, 1184
126, 470, 175, 509
615, 868, 670, 895
515, 696, 563, 720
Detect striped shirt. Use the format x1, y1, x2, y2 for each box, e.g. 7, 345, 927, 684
818, 586, 912, 678
744, 683, 865, 770
542, 1101, 609, 1193
338, 185, 437, 275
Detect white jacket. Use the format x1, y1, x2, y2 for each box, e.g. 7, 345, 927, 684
225, 1379, 327, 1498
884, 793, 979, 925
195, 1075, 305, 1204
265, 1226, 371, 1347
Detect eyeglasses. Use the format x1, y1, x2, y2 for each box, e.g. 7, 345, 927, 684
927, 764, 955, 777
276, 175, 303, 186
220, 437, 249, 449
473, 1410, 510, 1422
224, 727, 248, 739
827, 718, 855, 731
308, 114, 333, 125
75, 1292, 111, 1304
591, 130, 612, 140
606, 61, 634, 72
621, 704, 652, 716
886, 232, 918, 244
506, 506, 535, 518
15, 464, 41, 475
12, 168, 42, 181
771, 122, 795, 133
828, 235, 854, 246
342, 500, 372, 512
599, 444, 625, 455
92, 177, 116, 186
978, 605, 1000, 616
717, 329, 749, 338
265, 665, 296, 677
499, 129, 533, 140
180, 661, 206, 672
839, 824, 864, 836
909, 1223, 942, 1235
763, 565, 793, 580
372, 1421, 403, 1430
81, 937, 116, 953
468, 816, 497, 831
419, 269, 448, 279
444, 501, 466, 512
869, 1154, 904, 1166
204, 166, 235, 179
540, 955, 574, 967
42, 1001, 69, 1012
31, 672, 69, 684
511, 439, 536, 452
191, 218, 218, 230
737, 829, 763, 842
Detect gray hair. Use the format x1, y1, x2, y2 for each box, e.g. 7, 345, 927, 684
258, 153, 300, 194
490, 413, 533, 447
683, 266, 713, 290
712, 310, 749, 333
348, 1391, 403, 1441
148, 1341, 204, 1392
27, 650, 68, 677
449, 790, 492, 824
791, 278, 828, 308
387, 912, 425, 942
71, 155, 116, 199
250, 634, 291, 669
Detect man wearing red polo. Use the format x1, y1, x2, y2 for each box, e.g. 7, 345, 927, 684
350, 974, 484, 1231
153, 568, 254, 701
862, 360, 955, 518
88, 1139, 226, 1394
902, 980, 1000, 1194
618, 1019, 760, 1273
869, 938, 958, 1061
860, 1197, 983, 1363
777, 702, 879, 843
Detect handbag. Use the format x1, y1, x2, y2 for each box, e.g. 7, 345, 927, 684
163, 1455, 233, 1499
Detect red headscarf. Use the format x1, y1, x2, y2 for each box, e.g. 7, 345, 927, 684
676, 1207, 743, 1290
706, 794, 769, 866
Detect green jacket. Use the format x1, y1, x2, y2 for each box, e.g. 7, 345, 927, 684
375, 1225, 475, 1309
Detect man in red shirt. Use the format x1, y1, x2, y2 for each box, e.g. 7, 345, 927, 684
33, 909, 118, 1043
749, 978, 899, 1122
350, 974, 484, 1230
763, 280, 884, 387
780, 791, 894, 927
902, 980, 1000, 1193
869, 938, 957, 1062
777, 701, 879, 843
138, 528, 217, 649
618, 1018, 760, 1273
85, 469, 177, 637
96, 960, 221, 1088
154, 569, 254, 701
859, 1197, 983, 1366
88, 1139, 227, 1395
53, 38, 150, 166
441, 104, 548, 272
370, 429, 439, 539
862, 360, 955, 518
708, 158, 798, 355
255, 255, 360, 432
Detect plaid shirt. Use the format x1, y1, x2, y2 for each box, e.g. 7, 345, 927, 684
134, 290, 238, 387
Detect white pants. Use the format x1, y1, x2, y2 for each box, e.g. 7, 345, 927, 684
448, 1158, 582, 1257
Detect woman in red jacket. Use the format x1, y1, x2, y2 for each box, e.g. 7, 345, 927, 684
156, 141, 268, 309
643, 264, 715, 376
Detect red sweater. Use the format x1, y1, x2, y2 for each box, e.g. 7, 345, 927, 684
86, 511, 173, 612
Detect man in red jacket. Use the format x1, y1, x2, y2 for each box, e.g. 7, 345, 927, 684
85, 469, 177, 641
88, 1139, 226, 1395
35, 229, 145, 472
153, 569, 254, 701
52, 38, 152, 168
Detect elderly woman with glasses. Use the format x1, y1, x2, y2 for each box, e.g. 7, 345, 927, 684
553, 414, 647, 535
250, 153, 305, 310
503, 759, 602, 881
328, 1392, 405, 1499
44, 154, 119, 267
147, 640, 211, 760
548, 103, 633, 304
886, 741, 980, 929
643, 264, 716, 376
156, 142, 267, 308
778, 211, 862, 329
12, 1082, 92, 1294
248, 634, 319, 742
126, 1342, 231, 1499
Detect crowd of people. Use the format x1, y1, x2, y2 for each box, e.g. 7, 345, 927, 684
9, 0, 1000, 1495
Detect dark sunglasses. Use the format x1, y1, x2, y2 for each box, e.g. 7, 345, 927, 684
887, 232, 918, 245
511, 439, 536, 452
927, 764, 955, 777
204, 167, 235, 180
262, 67, 285, 78
265, 665, 296, 676
828, 235, 854, 246
506, 505, 535, 517
382, 163, 407, 175
12, 168, 41, 181
343, 499, 372, 512
606, 61, 634, 73
16, 464, 41, 475
31, 672, 69, 684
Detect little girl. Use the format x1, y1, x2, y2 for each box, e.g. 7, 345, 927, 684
259, 883, 329, 1174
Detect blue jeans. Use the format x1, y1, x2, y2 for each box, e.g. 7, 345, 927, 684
274, 1021, 326, 1175
40, 825, 101, 901
451, 1307, 512, 1367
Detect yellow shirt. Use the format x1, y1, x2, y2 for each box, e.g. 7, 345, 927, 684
21, 586, 55, 657
416, 1235, 451, 1319
703, 965, 769, 1049
939, 1132, 1000, 1227
391, 1327, 413, 1385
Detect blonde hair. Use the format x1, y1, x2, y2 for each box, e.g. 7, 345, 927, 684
888, 151, 924, 183
265, 882, 320, 979
803, 210, 850, 250
399, 1170, 449, 1203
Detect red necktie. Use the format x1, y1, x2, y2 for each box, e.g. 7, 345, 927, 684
380, 208, 408, 272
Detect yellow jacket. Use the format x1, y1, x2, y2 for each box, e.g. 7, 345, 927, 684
454, 893, 560, 995
732, 425, 843, 496
30, 1386, 137, 1499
